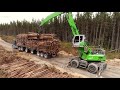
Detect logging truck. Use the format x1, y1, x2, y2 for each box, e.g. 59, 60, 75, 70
12, 32, 60, 59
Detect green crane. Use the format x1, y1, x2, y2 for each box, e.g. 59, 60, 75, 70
40, 12, 107, 74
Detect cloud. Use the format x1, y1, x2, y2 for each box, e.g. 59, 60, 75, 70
0, 12, 77, 24
0, 12, 53, 24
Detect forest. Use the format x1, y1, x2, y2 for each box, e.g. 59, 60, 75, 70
0, 12, 120, 52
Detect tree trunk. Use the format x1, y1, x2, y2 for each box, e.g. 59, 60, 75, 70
101, 24, 106, 47
111, 20, 116, 50
115, 23, 120, 52
98, 22, 102, 46
95, 24, 99, 46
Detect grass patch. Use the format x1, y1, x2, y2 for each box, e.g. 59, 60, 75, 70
60, 42, 78, 56
106, 52, 120, 59
0, 35, 15, 44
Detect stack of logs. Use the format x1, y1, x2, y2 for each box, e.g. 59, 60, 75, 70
0, 45, 73, 78
0, 60, 73, 78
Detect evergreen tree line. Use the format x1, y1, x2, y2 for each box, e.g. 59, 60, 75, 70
0, 12, 120, 51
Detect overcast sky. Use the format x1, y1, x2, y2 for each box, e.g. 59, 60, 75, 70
0, 12, 78, 24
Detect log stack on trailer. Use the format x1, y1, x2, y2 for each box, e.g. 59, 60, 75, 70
13, 32, 60, 59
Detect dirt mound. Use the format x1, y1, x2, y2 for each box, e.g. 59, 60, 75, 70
107, 58, 120, 66
0, 45, 73, 78
58, 51, 73, 57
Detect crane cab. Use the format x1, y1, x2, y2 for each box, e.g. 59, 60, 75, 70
72, 35, 85, 47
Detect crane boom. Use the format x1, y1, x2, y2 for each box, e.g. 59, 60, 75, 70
40, 12, 63, 26
40, 12, 79, 36
66, 12, 79, 36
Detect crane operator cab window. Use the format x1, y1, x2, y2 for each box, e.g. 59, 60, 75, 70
72, 35, 85, 47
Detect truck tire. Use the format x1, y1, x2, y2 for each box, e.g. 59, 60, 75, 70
70, 59, 79, 68
31, 50, 34, 54
37, 51, 40, 56
40, 52, 44, 57
44, 53, 49, 59
25, 48, 29, 53
87, 63, 98, 74
18, 47, 21, 51
21, 47, 24, 51
52, 54, 57, 58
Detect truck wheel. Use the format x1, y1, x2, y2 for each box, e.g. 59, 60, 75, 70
70, 59, 79, 68
21, 47, 24, 51
18, 47, 21, 51
87, 63, 98, 74
31, 50, 34, 54
44, 53, 49, 59
25, 48, 29, 53
52, 54, 57, 58
37, 51, 40, 56
40, 52, 44, 57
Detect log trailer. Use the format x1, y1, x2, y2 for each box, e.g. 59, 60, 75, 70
12, 32, 60, 59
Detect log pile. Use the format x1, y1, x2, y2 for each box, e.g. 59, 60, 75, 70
0, 46, 73, 78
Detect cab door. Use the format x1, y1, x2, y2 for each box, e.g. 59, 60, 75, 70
72, 35, 85, 47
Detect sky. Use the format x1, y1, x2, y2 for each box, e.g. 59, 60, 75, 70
0, 12, 78, 24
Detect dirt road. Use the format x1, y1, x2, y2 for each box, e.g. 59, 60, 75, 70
0, 37, 120, 78
0, 37, 13, 51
